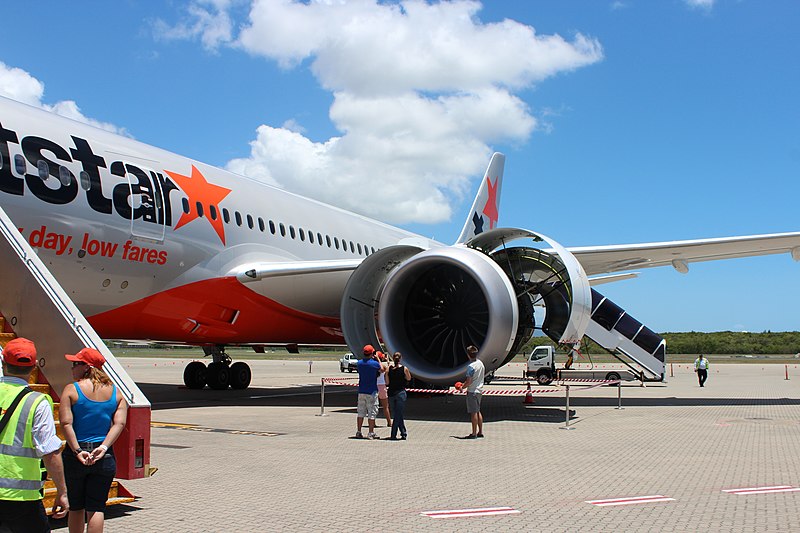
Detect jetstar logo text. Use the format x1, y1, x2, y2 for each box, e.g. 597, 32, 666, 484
0, 121, 230, 245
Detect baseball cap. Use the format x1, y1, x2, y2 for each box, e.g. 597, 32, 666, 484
2, 338, 37, 367
64, 347, 106, 368
363, 344, 375, 355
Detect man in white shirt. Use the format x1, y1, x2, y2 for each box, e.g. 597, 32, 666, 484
694, 354, 709, 387
461, 345, 485, 439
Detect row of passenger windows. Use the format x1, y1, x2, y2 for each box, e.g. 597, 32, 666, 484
6, 153, 97, 190
181, 198, 378, 256
6, 154, 380, 257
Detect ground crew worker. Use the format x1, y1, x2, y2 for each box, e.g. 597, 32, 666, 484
694, 354, 709, 387
0, 338, 68, 532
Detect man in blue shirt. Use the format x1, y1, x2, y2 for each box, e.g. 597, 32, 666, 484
355, 345, 381, 440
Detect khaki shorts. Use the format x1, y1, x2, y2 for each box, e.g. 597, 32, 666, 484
357, 392, 379, 419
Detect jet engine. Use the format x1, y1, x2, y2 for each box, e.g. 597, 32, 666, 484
340, 228, 592, 383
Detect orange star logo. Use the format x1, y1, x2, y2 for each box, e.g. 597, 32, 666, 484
164, 165, 232, 245
482, 175, 499, 229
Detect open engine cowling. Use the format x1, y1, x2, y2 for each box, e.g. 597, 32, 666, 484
340, 228, 592, 384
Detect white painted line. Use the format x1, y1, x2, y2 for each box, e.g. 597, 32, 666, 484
421, 506, 520, 518
723, 485, 800, 495
586, 495, 675, 507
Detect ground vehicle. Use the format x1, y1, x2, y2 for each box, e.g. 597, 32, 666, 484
339, 353, 359, 372
526, 345, 637, 385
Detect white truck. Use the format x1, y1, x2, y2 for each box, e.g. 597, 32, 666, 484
526, 345, 638, 385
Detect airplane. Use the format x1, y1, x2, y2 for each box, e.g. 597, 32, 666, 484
1, 94, 799, 389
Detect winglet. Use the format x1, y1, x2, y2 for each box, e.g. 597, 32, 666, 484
455, 152, 505, 244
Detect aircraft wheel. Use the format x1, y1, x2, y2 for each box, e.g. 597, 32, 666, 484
206, 362, 231, 390
230, 362, 252, 390
605, 372, 621, 385
183, 361, 207, 389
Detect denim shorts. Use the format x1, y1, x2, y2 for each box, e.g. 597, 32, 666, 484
63, 447, 116, 512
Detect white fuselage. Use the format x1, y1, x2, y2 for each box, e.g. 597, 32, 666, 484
0, 97, 424, 344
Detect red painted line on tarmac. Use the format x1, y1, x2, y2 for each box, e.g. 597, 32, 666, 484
586, 495, 675, 507
723, 485, 800, 495
421, 506, 520, 518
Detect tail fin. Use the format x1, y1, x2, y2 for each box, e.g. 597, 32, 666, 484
455, 152, 505, 244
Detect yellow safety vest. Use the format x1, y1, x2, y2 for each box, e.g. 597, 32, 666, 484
0, 382, 52, 501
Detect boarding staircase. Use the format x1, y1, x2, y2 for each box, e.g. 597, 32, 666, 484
582, 289, 666, 381
0, 204, 154, 512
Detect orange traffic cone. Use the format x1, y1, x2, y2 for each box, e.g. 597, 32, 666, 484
524, 382, 535, 404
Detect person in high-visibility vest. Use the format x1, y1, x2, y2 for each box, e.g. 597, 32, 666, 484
0, 338, 68, 532
694, 354, 710, 387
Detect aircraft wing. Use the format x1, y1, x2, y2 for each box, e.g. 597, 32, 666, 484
232, 259, 364, 283
569, 231, 800, 276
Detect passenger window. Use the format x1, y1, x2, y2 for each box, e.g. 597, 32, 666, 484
209, 205, 218, 220
357, 243, 362, 255
247, 214, 254, 229
269, 221, 276, 235
58, 166, 72, 187
326, 236, 331, 248
308, 231, 314, 244
235, 211, 242, 226
182, 198, 190, 214
289, 226, 296, 239
318, 233, 323, 246
79, 170, 91, 191
334, 237, 340, 250
196, 202, 204, 218
350, 241, 355, 254
37, 160, 49, 180
299, 228, 305, 241
223, 208, 230, 224
258, 218, 265, 232
279, 223, 286, 237
13, 154, 25, 175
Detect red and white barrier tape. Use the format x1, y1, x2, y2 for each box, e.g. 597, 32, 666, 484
321, 376, 618, 395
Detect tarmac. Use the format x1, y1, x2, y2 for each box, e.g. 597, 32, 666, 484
48, 358, 800, 532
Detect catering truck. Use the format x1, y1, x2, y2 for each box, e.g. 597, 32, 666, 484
526, 345, 639, 385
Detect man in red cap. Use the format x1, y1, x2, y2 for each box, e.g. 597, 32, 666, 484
355, 344, 381, 439
0, 338, 69, 531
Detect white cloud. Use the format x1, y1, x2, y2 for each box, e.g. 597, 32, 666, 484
684, 0, 715, 10
170, 0, 604, 224
153, 0, 235, 50
0, 62, 126, 135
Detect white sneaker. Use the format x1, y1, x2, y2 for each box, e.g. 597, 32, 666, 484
367, 432, 378, 440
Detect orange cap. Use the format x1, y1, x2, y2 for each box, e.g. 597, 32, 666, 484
2, 338, 37, 367
64, 347, 106, 368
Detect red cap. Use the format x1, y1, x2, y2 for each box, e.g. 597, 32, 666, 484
363, 344, 375, 355
2, 338, 37, 367
454, 381, 463, 390
64, 347, 106, 368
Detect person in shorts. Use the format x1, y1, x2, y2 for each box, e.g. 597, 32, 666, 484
60, 348, 128, 533
355, 345, 381, 439
461, 345, 485, 439
375, 352, 392, 427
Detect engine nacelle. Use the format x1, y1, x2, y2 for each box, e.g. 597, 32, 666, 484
340, 228, 592, 384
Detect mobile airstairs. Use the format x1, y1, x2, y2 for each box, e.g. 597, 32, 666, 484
0, 205, 153, 511
583, 288, 666, 382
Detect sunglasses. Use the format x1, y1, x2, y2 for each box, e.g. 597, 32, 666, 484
71, 361, 87, 368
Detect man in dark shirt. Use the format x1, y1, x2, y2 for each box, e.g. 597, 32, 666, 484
355, 345, 381, 439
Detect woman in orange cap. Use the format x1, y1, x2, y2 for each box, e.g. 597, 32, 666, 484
59, 348, 128, 533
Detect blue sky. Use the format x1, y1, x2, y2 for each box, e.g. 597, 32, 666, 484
0, 0, 798, 333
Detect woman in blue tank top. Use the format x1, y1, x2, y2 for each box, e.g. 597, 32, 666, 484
60, 348, 128, 533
